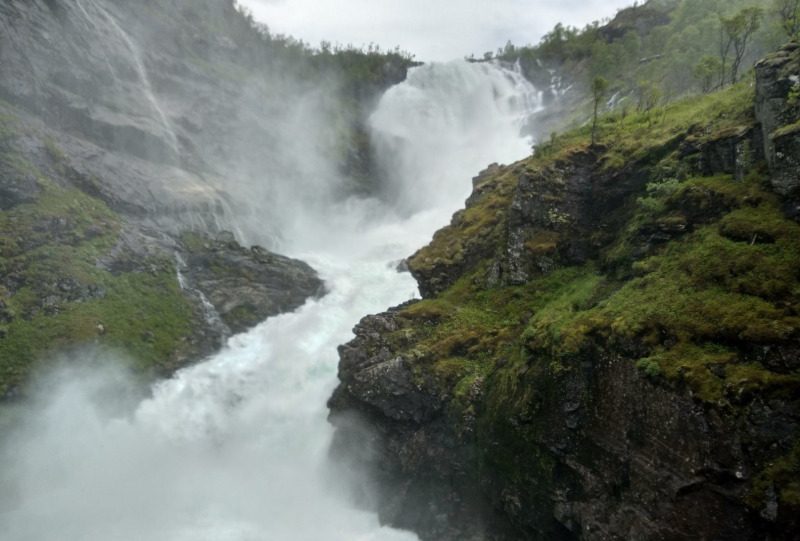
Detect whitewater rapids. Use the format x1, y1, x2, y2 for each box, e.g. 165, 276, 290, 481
0, 60, 541, 540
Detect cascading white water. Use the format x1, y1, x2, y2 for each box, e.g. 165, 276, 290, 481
0, 61, 540, 540
174, 252, 231, 338
370, 61, 542, 215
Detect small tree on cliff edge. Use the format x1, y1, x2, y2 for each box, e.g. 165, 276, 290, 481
776, 0, 800, 40
694, 56, 721, 93
591, 76, 609, 146
720, 7, 763, 85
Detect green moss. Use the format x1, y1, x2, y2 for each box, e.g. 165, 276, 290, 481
0, 268, 193, 387
223, 303, 259, 330
773, 119, 800, 139
432, 356, 491, 407
636, 357, 662, 378
482, 167, 800, 404
408, 166, 519, 275
179, 231, 209, 252
749, 441, 800, 514
719, 203, 798, 245
525, 230, 561, 255
0, 153, 197, 396
0, 111, 17, 148
545, 82, 755, 173
521, 267, 604, 355
43, 136, 67, 165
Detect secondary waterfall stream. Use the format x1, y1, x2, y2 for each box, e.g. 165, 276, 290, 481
76, 0, 181, 161
0, 61, 541, 540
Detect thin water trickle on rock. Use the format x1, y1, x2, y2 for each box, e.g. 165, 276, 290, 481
0, 61, 540, 540
77, 0, 181, 161
175, 252, 231, 338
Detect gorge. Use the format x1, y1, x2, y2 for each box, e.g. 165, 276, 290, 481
1, 1, 799, 540
0, 0, 542, 538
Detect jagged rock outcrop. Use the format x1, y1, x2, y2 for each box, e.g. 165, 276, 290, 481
331, 309, 799, 540
756, 42, 800, 202
179, 232, 324, 334
0, 0, 411, 395
330, 46, 800, 541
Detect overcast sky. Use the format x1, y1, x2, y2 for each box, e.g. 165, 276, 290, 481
237, 0, 636, 62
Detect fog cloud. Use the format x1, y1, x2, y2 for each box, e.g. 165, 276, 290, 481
238, 0, 636, 61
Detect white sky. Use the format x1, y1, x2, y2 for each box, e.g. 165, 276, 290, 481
237, 0, 636, 62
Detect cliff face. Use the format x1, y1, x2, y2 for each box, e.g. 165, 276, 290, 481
0, 0, 423, 395
756, 42, 800, 207
0, 0, 408, 231
330, 44, 800, 540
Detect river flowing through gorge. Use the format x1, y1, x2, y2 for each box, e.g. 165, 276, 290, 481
0, 60, 541, 541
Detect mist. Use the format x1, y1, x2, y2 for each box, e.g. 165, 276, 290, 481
0, 26, 542, 541
0, 0, 559, 538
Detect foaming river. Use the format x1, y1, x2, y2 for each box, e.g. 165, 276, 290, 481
0, 60, 540, 540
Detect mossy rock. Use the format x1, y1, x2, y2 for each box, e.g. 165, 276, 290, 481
0, 143, 199, 398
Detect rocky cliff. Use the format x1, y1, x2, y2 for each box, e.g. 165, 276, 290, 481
0, 0, 412, 397
330, 44, 800, 540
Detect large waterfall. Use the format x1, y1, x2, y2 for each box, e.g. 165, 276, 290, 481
0, 61, 540, 540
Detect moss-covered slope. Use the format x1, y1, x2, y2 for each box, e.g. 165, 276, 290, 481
0, 103, 322, 399
0, 108, 206, 397
330, 45, 800, 541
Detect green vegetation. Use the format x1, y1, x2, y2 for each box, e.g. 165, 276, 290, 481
396, 64, 800, 519
591, 76, 609, 145
492, 0, 785, 127
181, 0, 417, 91
409, 165, 520, 280
750, 441, 800, 509
775, 0, 800, 39
545, 79, 755, 171
0, 127, 197, 397
720, 7, 764, 84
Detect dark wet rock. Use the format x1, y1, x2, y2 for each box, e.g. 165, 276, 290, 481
695, 126, 762, 181
330, 312, 442, 424
407, 164, 517, 298
179, 232, 324, 334
408, 148, 654, 296
334, 228, 800, 541
329, 311, 501, 541
0, 161, 40, 210
755, 42, 800, 198
332, 46, 800, 540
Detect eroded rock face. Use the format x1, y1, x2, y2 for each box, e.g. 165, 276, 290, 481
329, 310, 508, 541
179, 233, 324, 334
407, 164, 513, 298
331, 47, 800, 539
331, 311, 799, 540
0, 0, 224, 223
755, 42, 800, 199
0, 0, 410, 235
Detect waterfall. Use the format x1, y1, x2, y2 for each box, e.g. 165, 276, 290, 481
76, 0, 180, 161
174, 252, 231, 339
370, 60, 542, 215
0, 61, 540, 540
74, 0, 119, 81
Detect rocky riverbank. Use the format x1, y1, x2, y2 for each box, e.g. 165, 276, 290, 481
330, 43, 800, 540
